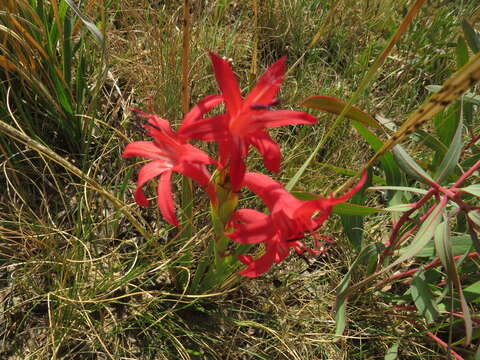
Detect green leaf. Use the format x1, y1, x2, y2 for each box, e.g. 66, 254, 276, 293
460, 185, 480, 197
392, 145, 435, 183
333, 203, 382, 216
456, 36, 469, 68
434, 111, 463, 183
351, 121, 402, 193
380, 201, 446, 276
384, 203, 415, 212
340, 169, 372, 250
411, 270, 439, 323
384, 342, 399, 360
433, 105, 460, 147
65, 0, 104, 46
335, 244, 382, 336
462, 19, 480, 54
468, 210, 480, 227
369, 186, 428, 195
411, 235, 472, 258
413, 129, 448, 156
434, 220, 472, 343
63, 11, 73, 86
302, 96, 382, 130
464, 281, 480, 302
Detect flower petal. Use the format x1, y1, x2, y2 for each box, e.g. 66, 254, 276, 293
252, 110, 316, 130
122, 141, 169, 162
248, 131, 281, 173
130, 108, 173, 134
231, 209, 268, 224
157, 171, 178, 226
174, 163, 217, 204
229, 136, 247, 191
209, 52, 243, 116
239, 251, 276, 278
228, 215, 273, 244
179, 94, 223, 130
243, 56, 285, 109
134, 162, 171, 206
179, 114, 229, 142
242, 172, 298, 211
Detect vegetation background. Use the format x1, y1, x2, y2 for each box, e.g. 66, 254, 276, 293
0, 0, 479, 359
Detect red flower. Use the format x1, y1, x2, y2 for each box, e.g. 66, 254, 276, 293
228, 172, 367, 277
122, 109, 217, 226
179, 53, 316, 190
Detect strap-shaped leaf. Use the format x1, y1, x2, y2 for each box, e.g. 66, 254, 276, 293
369, 186, 428, 195
411, 270, 440, 323
393, 145, 435, 183
384, 342, 399, 360
434, 220, 472, 343
456, 36, 469, 68
462, 19, 480, 54
302, 96, 382, 130
333, 203, 382, 216
459, 184, 480, 197
335, 243, 382, 336
65, 0, 104, 46
351, 121, 402, 192
384, 203, 415, 212
434, 111, 463, 183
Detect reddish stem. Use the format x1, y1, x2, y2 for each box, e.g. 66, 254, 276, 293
453, 159, 480, 188
425, 331, 464, 360
377, 252, 479, 285
461, 134, 480, 158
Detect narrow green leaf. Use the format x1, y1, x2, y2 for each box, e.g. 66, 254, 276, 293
456, 36, 469, 68
52, 73, 73, 115
340, 169, 372, 250
76, 50, 87, 113
459, 185, 480, 197
409, 235, 472, 258
392, 145, 435, 183
464, 281, 480, 302
351, 121, 402, 192
384, 203, 415, 212
369, 186, 428, 195
333, 203, 382, 216
434, 220, 472, 343
411, 270, 439, 323
380, 201, 446, 277
302, 96, 382, 130
462, 19, 480, 54
384, 342, 399, 360
63, 12, 73, 86
413, 129, 448, 156
65, 0, 104, 46
468, 210, 480, 227
335, 244, 381, 336
434, 112, 463, 183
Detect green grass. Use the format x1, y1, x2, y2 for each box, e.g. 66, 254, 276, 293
1, 0, 479, 358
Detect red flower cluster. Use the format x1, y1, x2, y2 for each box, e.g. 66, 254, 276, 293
123, 52, 365, 277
